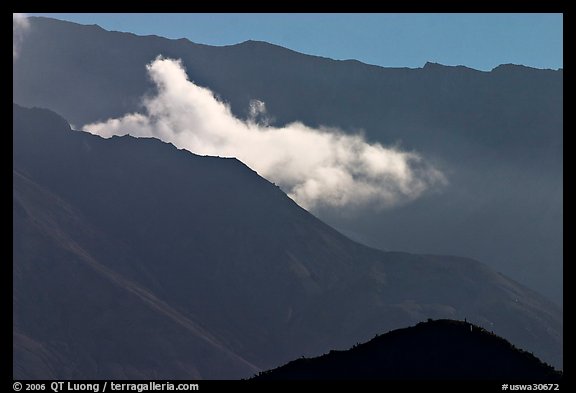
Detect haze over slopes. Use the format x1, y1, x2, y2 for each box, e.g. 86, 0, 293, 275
12, 16, 563, 305
85, 57, 445, 210
11, 15, 564, 378
13, 104, 563, 377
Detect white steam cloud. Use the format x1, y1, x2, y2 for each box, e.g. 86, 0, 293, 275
13, 13, 29, 60
84, 57, 446, 211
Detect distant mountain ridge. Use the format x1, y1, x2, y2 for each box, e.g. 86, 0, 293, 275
253, 319, 562, 380
13, 104, 562, 378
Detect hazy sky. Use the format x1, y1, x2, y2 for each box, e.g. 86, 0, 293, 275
27, 13, 562, 71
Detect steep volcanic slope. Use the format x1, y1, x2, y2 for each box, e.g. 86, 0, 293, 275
13, 170, 259, 379
13, 17, 563, 305
13, 105, 562, 378
253, 319, 561, 380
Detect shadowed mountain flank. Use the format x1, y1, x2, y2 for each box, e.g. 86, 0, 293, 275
13, 104, 562, 378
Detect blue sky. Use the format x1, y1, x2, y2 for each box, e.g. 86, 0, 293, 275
28, 13, 562, 71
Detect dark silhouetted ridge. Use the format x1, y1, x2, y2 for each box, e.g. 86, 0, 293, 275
253, 319, 562, 380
